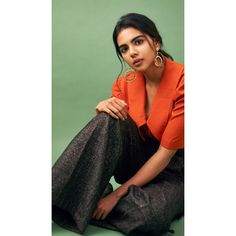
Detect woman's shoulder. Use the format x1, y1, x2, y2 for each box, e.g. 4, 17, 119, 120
164, 57, 184, 85
165, 57, 184, 74
164, 57, 184, 68
115, 70, 139, 84
162, 57, 184, 90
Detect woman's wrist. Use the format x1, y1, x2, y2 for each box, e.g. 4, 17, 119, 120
113, 185, 129, 199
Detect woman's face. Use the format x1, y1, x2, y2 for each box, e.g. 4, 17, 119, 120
117, 27, 159, 72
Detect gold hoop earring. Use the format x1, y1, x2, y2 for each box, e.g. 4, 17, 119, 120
154, 48, 163, 67
122, 66, 136, 82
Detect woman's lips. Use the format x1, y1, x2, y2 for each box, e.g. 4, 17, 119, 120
133, 59, 143, 67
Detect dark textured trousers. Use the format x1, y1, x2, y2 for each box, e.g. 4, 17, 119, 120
52, 112, 184, 235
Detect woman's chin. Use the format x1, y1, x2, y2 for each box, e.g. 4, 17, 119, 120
134, 67, 146, 73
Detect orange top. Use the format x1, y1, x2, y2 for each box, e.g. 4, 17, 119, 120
112, 57, 184, 150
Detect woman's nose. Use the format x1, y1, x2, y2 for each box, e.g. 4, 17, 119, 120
129, 46, 138, 58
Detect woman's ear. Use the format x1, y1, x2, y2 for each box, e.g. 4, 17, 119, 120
152, 38, 160, 50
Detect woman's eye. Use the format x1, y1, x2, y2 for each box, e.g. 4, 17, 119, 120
120, 47, 128, 54
135, 39, 144, 45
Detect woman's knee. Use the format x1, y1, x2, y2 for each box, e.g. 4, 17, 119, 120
95, 112, 124, 128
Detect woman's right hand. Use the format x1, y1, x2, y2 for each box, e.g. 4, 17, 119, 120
96, 97, 128, 120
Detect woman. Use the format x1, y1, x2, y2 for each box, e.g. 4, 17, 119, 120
52, 13, 184, 236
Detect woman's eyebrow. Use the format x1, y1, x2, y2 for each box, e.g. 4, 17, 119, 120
118, 35, 145, 49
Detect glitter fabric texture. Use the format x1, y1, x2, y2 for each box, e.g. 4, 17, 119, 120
52, 112, 184, 235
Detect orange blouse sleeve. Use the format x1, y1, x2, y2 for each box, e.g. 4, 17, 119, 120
111, 77, 126, 101
160, 73, 184, 149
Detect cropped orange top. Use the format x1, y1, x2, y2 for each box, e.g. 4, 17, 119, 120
112, 57, 184, 150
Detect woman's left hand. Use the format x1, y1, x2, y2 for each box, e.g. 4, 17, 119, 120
92, 191, 120, 220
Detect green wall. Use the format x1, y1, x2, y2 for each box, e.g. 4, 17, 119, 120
52, 0, 184, 163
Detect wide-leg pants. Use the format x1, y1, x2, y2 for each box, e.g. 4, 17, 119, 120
52, 112, 184, 235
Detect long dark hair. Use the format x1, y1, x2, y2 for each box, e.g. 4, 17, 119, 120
112, 13, 173, 75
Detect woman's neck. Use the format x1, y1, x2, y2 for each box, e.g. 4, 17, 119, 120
143, 63, 165, 86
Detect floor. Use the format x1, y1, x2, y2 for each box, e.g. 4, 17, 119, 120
52, 217, 184, 236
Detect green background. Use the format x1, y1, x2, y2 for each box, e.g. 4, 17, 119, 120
52, 0, 184, 235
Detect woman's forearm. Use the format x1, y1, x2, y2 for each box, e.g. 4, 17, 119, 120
113, 146, 177, 199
